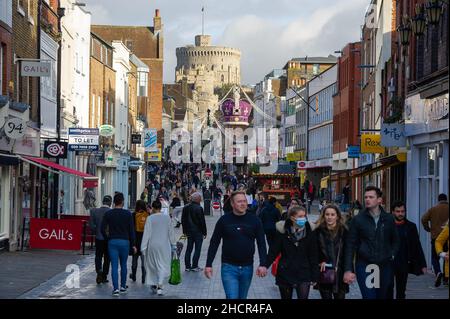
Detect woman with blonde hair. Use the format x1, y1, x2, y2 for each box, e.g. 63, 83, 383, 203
314, 204, 349, 299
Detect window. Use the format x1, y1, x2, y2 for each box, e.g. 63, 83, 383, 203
138, 72, 148, 97
17, 0, 26, 16
126, 40, 133, 52
105, 97, 109, 124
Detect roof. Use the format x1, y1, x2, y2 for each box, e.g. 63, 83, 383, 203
290, 55, 337, 63
253, 164, 297, 176
130, 54, 149, 71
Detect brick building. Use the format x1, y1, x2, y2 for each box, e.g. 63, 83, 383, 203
91, 9, 163, 139
89, 32, 116, 201
332, 42, 361, 200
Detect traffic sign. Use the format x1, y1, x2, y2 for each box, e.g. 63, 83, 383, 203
212, 202, 220, 210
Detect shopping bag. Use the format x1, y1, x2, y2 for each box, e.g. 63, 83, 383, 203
169, 256, 182, 285
271, 254, 281, 276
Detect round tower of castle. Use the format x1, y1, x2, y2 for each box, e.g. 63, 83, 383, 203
175, 35, 241, 88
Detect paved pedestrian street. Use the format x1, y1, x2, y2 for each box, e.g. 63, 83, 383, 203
17, 213, 449, 300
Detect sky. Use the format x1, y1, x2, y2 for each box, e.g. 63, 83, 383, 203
83, 0, 369, 85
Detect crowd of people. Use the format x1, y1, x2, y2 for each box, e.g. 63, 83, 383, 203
88, 162, 448, 300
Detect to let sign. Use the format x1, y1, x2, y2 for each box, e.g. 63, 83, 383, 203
361, 134, 385, 154
29, 218, 83, 250
21, 61, 51, 77
68, 128, 99, 151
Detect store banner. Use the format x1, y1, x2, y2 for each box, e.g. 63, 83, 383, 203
381, 123, 406, 147
44, 141, 68, 159
144, 129, 158, 151
29, 218, 83, 251
361, 134, 385, 154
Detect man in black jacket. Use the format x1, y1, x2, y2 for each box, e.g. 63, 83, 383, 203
343, 186, 400, 299
259, 197, 281, 248
182, 192, 207, 272
390, 200, 427, 299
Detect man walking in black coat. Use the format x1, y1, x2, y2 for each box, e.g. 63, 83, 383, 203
343, 186, 400, 299
182, 192, 207, 272
391, 201, 427, 299
259, 197, 281, 248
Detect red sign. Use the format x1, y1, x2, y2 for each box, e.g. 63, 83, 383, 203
212, 202, 220, 210
205, 169, 212, 177
297, 161, 306, 170
29, 218, 83, 250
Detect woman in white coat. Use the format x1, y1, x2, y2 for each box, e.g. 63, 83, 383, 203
141, 199, 176, 295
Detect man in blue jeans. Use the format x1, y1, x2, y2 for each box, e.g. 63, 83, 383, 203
343, 186, 400, 299
182, 192, 207, 272
204, 191, 268, 299
101, 192, 136, 296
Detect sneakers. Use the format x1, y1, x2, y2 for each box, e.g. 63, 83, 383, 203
191, 267, 203, 272
185, 267, 192, 272
150, 285, 158, 294
112, 289, 120, 297
120, 286, 128, 294
435, 272, 443, 287
157, 287, 164, 296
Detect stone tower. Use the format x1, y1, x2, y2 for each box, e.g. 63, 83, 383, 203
175, 35, 241, 120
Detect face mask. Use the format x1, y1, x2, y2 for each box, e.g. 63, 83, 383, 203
296, 217, 307, 227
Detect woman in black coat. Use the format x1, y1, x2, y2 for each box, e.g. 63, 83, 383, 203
264, 206, 319, 299
315, 204, 349, 299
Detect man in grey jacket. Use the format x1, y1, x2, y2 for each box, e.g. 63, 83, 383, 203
90, 195, 112, 284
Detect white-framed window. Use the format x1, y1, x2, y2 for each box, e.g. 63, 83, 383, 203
105, 97, 109, 124
17, 0, 26, 16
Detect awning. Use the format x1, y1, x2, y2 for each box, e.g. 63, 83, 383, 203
351, 158, 404, 178
20, 156, 98, 188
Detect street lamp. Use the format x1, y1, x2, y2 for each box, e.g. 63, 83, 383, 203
397, 16, 412, 46
411, 4, 427, 36
425, 0, 444, 25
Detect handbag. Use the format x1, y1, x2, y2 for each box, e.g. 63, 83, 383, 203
271, 254, 281, 277
169, 254, 182, 285
319, 238, 342, 285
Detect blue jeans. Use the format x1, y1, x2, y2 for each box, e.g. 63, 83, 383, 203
355, 260, 394, 299
108, 239, 130, 291
221, 263, 253, 299
185, 232, 204, 269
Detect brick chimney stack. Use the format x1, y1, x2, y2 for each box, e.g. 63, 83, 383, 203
154, 9, 161, 31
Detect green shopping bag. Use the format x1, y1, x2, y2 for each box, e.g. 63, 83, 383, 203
169, 256, 182, 285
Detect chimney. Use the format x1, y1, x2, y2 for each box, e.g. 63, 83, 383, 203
154, 9, 161, 31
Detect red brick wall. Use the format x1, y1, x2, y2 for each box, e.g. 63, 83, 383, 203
91, 26, 163, 131
333, 42, 361, 155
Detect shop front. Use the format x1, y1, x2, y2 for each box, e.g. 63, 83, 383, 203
404, 92, 449, 267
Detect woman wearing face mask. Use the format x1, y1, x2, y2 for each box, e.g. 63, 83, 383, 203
314, 204, 349, 299
264, 206, 319, 299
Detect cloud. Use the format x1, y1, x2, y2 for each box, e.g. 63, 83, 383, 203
84, 0, 368, 84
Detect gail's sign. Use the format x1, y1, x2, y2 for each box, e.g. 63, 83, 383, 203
21, 61, 51, 77
29, 218, 83, 250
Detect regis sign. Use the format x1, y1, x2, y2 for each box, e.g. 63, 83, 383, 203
29, 218, 83, 250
